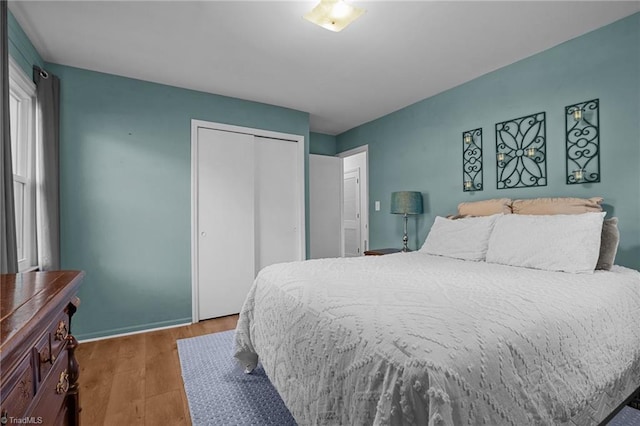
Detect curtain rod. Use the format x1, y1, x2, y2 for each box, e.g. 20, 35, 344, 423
33, 65, 48, 79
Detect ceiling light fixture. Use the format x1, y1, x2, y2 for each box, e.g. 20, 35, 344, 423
303, 0, 365, 32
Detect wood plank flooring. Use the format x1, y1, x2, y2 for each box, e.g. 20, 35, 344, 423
76, 315, 238, 426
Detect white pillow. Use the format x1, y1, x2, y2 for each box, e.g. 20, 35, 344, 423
485, 212, 605, 273
420, 214, 501, 261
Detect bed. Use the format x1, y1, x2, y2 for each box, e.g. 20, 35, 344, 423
234, 198, 640, 426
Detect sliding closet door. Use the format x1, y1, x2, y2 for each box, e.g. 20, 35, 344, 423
197, 128, 255, 320
254, 136, 300, 272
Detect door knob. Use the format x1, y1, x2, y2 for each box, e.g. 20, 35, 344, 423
201, 232, 207, 237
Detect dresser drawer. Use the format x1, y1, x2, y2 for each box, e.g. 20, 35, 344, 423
0, 356, 35, 419
34, 310, 70, 384
28, 350, 69, 423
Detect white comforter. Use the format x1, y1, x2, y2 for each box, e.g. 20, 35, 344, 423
234, 253, 640, 426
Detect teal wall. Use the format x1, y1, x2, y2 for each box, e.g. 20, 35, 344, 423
337, 13, 640, 270
45, 64, 310, 339
8, 10, 43, 75
9, 9, 312, 340
310, 132, 337, 156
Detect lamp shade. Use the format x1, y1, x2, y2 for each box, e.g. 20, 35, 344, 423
390, 191, 423, 215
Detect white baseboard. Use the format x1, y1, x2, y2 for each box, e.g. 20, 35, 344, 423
78, 321, 192, 343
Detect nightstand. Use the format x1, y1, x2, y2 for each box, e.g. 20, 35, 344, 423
364, 248, 406, 256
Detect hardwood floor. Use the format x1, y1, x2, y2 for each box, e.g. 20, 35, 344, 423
76, 315, 239, 426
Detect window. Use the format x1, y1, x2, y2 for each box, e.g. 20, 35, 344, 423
9, 58, 37, 271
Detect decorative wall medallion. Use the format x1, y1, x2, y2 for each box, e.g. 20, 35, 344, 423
566, 99, 600, 184
462, 128, 483, 192
495, 112, 546, 189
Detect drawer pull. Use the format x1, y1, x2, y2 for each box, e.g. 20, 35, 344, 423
54, 320, 68, 341
55, 370, 69, 395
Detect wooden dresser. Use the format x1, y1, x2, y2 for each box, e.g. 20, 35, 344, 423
1, 271, 83, 426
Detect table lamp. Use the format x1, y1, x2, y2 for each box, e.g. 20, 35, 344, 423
390, 191, 423, 252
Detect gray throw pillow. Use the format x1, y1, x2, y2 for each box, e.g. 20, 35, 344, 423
596, 217, 619, 270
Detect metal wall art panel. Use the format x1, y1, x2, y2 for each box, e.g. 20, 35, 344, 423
462, 128, 483, 192
495, 112, 547, 189
565, 99, 600, 184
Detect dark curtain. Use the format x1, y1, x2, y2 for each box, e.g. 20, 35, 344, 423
1, 0, 18, 274
33, 67, 60, 270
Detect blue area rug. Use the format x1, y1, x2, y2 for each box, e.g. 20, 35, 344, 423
610, 407, 640, 426
177, 330, 297, 426
178, 330, 640, 426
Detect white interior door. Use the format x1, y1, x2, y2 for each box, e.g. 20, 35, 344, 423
340, 149, 368, 256
343, 168, 361, 257
254, 136, 301, 272
197, 128, 255, 320
309, 154, 343, 259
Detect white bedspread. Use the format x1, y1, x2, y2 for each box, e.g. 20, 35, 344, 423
234, 253, 640, 426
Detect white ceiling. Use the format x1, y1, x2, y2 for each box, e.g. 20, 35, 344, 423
9, 1, 640, 135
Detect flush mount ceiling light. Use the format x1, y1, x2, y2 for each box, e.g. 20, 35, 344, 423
303, 0, 365, 32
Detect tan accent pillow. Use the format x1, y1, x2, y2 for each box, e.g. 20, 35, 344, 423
458, 198, 512, 216
511, 197, 603, 215
596, 217, 619, 271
